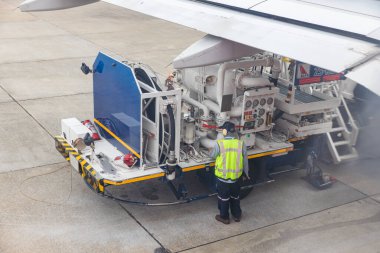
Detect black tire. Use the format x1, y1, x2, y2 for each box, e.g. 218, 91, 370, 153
239, 168, 255, 199
197, 167, 254, 199
240, 185, 253, 199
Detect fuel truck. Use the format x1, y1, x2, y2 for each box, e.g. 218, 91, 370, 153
55, 36, 358, 204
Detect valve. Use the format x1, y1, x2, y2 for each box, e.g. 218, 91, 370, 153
166, 150, 177, 180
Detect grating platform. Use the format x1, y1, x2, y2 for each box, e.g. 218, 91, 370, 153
278, 84, 323, 103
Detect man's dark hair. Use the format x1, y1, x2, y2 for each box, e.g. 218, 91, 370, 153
222, 121, 235, 133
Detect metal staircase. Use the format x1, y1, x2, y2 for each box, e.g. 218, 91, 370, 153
326, 82, 359, 164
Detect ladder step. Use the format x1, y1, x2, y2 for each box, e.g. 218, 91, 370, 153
339, 153, 358, 161
330, 127, 345, 133
334, 140, 350, 146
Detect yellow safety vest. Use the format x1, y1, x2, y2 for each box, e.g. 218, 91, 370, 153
215, 139, 244, 180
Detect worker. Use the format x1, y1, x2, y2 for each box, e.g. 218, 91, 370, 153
165, 73, 174, 90
211, 121, 250, 224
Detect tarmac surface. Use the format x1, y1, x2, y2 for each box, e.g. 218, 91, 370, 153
1, 1, 380, 253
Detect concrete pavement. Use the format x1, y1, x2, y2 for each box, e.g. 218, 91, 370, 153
0, 1, 380, 252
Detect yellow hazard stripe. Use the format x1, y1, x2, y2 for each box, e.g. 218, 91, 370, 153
182, 163, 214, 172
248, 148, 292, 159
103, 172, 165, 185
54, 136, 103, 192
181, 148, 293, 172
182, 164, 207, 172
94, 118, 141, 159
288, 136, 307, 142
98, 183, 104, 192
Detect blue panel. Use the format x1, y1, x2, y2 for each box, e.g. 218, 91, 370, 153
93, 52, 141, 155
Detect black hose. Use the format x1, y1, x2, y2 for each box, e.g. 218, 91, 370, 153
273, 110, 284, 122
83, 177, 216, 206
166, 105, 175, 152
134, 68, 155, 90
83, 178, 258, 206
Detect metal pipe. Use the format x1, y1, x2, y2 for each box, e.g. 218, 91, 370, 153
195, 130, 208, 137
272, 58, 281, 80
216, 58, 274, 108
203, 99, 229, 124
203, 99, 220, 113
229, 105, 242, 117
182, 94, 210, 117
239, 77, 270, 88
200, 137, 217, 149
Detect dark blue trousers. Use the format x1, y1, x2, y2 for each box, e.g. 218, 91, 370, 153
217, 179, 242, 220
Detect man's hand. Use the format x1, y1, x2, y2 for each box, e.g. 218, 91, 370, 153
242, 175, 251, 181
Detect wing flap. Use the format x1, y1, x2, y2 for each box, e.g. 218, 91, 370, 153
20, 0, 380, 95
249, 0, 380, 37
104, 0, 377, 70
346, 57, 380, 95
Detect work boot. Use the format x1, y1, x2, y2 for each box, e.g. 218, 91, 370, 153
233, 216, 241, 222
215, 215, 230, 224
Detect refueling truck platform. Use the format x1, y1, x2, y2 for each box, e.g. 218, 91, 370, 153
55, 131, 293, 193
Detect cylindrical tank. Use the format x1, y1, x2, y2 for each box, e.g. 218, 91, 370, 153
183, 117, 196, 144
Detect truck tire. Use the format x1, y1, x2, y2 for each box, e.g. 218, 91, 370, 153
239, 168, 255, 199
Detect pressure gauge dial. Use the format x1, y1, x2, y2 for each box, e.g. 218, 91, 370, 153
258, 108, 265, 116
257, 118, 264, 126
260, 98, 266, 106
245, 100, 252, 109
267, 97, 274, 105
252, 99, 259, 108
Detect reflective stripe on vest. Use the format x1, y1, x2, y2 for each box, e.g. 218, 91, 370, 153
215, 139, 244, 180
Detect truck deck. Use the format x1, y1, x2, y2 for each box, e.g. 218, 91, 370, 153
55, 130, 293, 192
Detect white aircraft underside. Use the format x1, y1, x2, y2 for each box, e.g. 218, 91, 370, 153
20, 0, 380, 95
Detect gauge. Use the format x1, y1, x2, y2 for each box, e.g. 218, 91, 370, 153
267, 97, 274, 105
260, 98, 266, 106
245, 100, 252, 109
258, 108, 265, 116
257, 118, 264, 126
252, 99, 259, 107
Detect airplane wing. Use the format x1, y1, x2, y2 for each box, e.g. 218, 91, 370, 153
20, 0, 380, 95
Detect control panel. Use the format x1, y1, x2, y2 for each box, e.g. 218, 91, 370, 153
240, 87, 278, 134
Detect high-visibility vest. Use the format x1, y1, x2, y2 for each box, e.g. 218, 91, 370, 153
215, 139, 244, 180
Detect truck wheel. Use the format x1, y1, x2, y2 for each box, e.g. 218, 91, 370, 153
239, 169, 255, 199
240, 187, 253, 199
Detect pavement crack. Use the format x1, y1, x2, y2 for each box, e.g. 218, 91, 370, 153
118, 203, 169, 252
176, 196, 369, 253
0, 84, 54, 138
370, 196, 380, 205
335, 179, 370, 198
17, 91, 93, 103
335, 178, 380, 206
0, 55, 97, 65
0, 161, 67, 175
